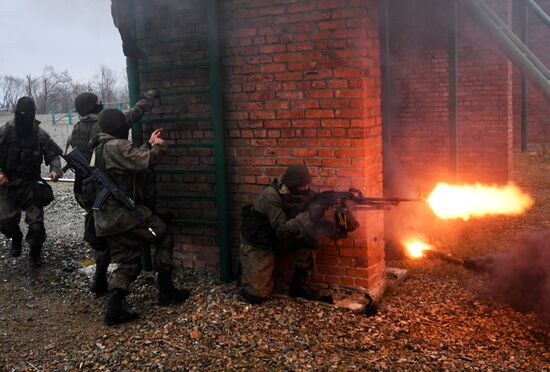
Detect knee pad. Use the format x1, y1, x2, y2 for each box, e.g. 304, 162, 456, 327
27, 223, 46, 246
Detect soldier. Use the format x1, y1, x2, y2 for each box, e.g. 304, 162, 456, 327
0, 97, 62, 267
67, 90, 158, 296
90, 108, 189, 326
240, 165, 333, 304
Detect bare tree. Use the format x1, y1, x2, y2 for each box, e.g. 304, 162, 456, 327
0, 75, 25, 112
24, 74, 38, 99
93, 65, 118, 104
35, 66, 72, 113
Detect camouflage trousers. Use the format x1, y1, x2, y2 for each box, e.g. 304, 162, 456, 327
105, 214, 174, 292
0, 184, 46, 249
240, 242, 313, 298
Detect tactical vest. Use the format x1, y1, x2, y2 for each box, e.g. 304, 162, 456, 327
93, 139, 156, 205
241, 182, 284, 250
94, 140, 136, 197
0, 124, 44, 180
69, 120, 98, 162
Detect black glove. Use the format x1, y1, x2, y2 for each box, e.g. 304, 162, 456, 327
308, 203, 326, 221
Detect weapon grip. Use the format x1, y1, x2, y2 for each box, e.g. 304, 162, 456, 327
92, 187, 110, 210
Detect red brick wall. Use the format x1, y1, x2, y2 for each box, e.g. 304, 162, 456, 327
132, 0, 385, 295
387, 0, 513, 191
512, 0, 550, 150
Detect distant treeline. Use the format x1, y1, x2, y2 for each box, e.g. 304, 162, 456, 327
0, 65, 128, 114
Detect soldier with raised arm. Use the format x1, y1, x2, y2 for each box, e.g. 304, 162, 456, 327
67, 90, 158, 296
90, 108, 189, 326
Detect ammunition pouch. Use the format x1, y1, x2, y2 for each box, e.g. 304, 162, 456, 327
31, 179, 54, 207
240, 203, 277, 250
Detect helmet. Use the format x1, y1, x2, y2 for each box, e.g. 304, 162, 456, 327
74, 92, 99, 116
98, 108, 127, 137
282, 165, 311, 187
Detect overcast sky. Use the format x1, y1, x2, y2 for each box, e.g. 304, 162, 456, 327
0, 0, 126, 81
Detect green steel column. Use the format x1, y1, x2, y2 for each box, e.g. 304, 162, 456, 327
51, 104, 56, 126
449, 0, 459, 181
127, 58, 143, 145
68, 102, 73, 125
379, 0, 392, 196
208, 0, 232, 281
127, 57, 151, 271
521, 3, 529, 152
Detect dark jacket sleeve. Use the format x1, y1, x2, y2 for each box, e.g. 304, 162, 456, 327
39, 129, 63, 176
123, 96, 154, 128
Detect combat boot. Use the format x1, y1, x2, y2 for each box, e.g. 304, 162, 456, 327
29, 246, 42, 268
9, 234, 23, 258
158, 271, 190, 306
90, 264, 109, 296
289, 267, 333, 304
241, 290, 267, 305
104, 289, 139, 326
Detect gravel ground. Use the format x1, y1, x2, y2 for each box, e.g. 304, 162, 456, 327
0, 154, 549, 370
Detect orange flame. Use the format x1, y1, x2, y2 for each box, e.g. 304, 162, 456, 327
402, 237, 432, 259
426, 183, 534, 221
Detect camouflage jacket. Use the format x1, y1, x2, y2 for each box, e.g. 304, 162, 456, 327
241, 178, 317, 248
0, 119, 62, 186
90, 133, 166, 237
67, 96, 155, 163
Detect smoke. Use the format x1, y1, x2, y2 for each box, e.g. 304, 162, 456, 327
470, 230, 550, 319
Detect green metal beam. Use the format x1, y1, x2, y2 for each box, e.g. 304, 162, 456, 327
156, 167, 216, 175
172, 219, 218, 227
521, 2, 529, 152
143, 87, 210, 97
139, 35, 208, 49
157, 192, 217, 200
208, 0, 232, 282
127, 58, 143, 146
167, 143, 214, 149
449, 0, 459, 180
138, 61, 209, 73
142, 116, 211, 124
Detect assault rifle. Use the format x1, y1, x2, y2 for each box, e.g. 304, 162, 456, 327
290, 188, 423, 239
47, 138, 157, 237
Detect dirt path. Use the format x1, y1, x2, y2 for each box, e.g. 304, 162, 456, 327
0, 153, 549, 370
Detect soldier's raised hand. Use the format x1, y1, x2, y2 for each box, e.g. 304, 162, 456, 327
149, 128, 165, 146
0, 172, 8, 186
49, 171, 60, 183
146, 89, 160, 99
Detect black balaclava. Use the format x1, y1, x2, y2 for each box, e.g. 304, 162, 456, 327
14, 97, 36, 138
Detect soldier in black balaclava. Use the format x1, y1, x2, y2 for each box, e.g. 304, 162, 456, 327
0, 97, 62, 267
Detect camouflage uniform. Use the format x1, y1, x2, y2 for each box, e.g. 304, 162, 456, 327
90, 109, 188, 326
90, 132, 171, 292
240, 177, 322, 301
68, 94, 155, 294
0, 118, 62, 263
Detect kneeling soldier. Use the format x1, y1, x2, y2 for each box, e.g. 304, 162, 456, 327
240, 165, 332, 304
90, 109, 189, 326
